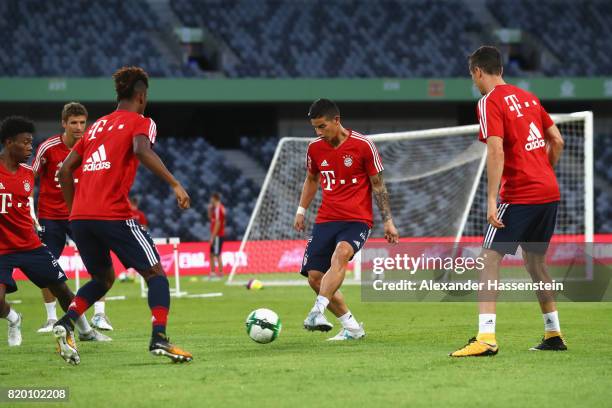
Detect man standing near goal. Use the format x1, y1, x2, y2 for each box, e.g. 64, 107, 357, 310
294, 99, 399, 340
451, 46, 566, 357
32, 102, 113, 334
208, 192, 225, 280
52, 66, 193, 364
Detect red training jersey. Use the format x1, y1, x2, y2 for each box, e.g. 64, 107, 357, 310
70, 110, 157, 220
306, 130, 384, 228
210, 203, 225, 237
32, 134, 82, 219
0, 163, 42, 254
477, 84, 559, 204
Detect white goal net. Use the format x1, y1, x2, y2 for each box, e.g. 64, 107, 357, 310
228, 112, 593, 285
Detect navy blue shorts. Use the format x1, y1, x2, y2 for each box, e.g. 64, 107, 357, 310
40, 218, 72, 259
300, 221, 370, 277
483, 202, 559, 255
211, 236, 224, 256
0, 246, 67, 294
70, 219, 160, 277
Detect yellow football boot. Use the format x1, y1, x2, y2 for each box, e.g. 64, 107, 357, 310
450, 335, 499, 357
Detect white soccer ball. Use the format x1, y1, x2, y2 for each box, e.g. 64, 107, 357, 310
245, 308, 282, 344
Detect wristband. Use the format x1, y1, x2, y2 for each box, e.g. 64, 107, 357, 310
296, 206, 306, 216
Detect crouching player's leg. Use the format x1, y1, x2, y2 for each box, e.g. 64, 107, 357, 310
302, 222, 367, 340
48, 279, 112, 344
307, 270, 365, 340
3, 246, 109, 364
106, 219, 192, 363
0, 256, 22, 346
138, 263, 193, 363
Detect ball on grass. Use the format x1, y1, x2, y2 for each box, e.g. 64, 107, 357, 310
245, 308, 281, 343
246, 279, 263, 290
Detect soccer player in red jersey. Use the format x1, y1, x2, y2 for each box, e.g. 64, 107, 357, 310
0, 116, 109, 353
129, 196, 148, 228
208, 192, 225, 280
53, 67, 193, 364
294, 99, 399, 340
451, 46, 567, 357
32, 102, 113, 334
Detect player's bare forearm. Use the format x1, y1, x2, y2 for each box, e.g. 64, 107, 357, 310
299, 172, 319, 209
294, 172, 318, 232
58, 150, 82, 211
28, 194, 41, 230
544, 125, 564, 167
133, 136, 179, 187
134, 135, 190, 209
370, 172, 393, 223
486, 136, 505, 227
486, 137, 504, 202
370, 172, 399, 243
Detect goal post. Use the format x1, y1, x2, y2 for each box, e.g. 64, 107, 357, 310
228, 112, 593, 285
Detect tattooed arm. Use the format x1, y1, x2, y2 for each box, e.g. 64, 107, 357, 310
369, 172, 399, 243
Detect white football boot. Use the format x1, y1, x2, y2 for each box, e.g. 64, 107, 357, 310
303, 311, 333, 332
37, 318, 57, 333
79, 329, 112, 342
8, 313, 22, 347
327, 323, 366, 341
91, 313, 114, 331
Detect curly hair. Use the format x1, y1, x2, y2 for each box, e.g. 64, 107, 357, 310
112, 66, 149, 101
0, 116, 35, 143
61, 102, 88, 122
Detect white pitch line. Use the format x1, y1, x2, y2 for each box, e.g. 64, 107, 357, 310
184, 292, 223, 299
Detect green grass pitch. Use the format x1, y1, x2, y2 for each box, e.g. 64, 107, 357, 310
2, 277, 611, 408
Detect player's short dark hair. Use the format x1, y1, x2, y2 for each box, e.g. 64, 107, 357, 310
308, 99, 340, 120
468, 46, 503, 75
211, 192, 221, 201
0, 116, 35, 144
112, 66, 149, 102
62, 102, 88, 122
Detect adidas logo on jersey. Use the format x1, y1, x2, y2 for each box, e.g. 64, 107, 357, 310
0, 182, 4, 189
83, 145, 111, 172
321, 160, 329, 167
525, 122, 546, 151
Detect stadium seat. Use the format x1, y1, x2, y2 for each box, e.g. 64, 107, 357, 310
487, 0, 612, 76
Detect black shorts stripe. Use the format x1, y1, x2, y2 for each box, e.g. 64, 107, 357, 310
482, 202, 559, 255
71, 219, 160, 276
127, 219, 157, 266
484, 203, 509, 249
